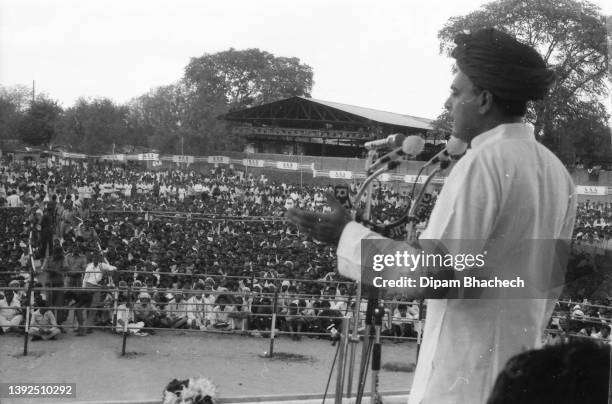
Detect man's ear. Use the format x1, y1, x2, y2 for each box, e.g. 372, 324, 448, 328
478, 90, 494, 115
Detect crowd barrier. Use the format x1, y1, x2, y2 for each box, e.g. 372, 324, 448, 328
3, 279, 611, 352
0, 282, 424, 356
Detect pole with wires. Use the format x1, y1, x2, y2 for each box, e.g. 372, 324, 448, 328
23, 231, 37, 356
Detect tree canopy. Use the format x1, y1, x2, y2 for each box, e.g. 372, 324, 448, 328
18, 97, 62, 146
438, 0, 611, 163
184, 48, 314, 111
55, 98, 132, 155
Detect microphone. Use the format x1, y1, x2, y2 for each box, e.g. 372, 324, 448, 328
368, 135, 425, 173
364, 133, 406, 150
424, 136, 468, 168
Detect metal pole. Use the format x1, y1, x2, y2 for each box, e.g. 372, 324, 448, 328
121, 286, 132, 356
346, 283, 362, 398
23, 232, 36, 356
300, 154, 303, 189
416, 299, 424, 361
268, 290, 279, 357
371, 305, 384, 404
334, 316, 350, 403
112, 285, 119, 330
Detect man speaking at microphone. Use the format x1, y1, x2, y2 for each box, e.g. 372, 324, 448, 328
287, 28, 576, 404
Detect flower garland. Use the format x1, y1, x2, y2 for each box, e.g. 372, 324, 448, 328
162, 377, 217, 404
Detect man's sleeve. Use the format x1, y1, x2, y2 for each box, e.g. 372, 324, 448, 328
336, 222, 406, 282
336, 222, 375, 282
101, 263, 117, 271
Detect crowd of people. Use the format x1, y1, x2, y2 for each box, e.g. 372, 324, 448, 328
0, 159, 610, 344
0, 160, 421, 340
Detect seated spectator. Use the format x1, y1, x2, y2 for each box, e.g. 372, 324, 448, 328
115, 295, 145, 335
591, 324, 611, 345
29, 300, 61, 341
186, 284, 207, 330
211, 294, 236, 330
286, 299, 307, 341
134, 292, 160, 331
250, 287, 273, 333
160, 291, 188, 329
202, 285, 217, 325
228, 289, 251, 332
0, 280, 23, 334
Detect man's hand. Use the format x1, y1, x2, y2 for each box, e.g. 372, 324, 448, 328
286, 192, 352, 245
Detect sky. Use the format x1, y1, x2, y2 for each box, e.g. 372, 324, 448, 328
1, 0, 611, 121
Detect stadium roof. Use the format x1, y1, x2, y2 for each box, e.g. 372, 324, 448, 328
304, 97, 433, 130
219, 96, 433, 131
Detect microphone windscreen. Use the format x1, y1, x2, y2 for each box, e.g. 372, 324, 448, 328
402, 135, 426, 156
389, 133, 406, 148
446, 136, 468, 156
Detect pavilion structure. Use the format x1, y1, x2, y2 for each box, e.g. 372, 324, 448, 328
219, 96, 434, 157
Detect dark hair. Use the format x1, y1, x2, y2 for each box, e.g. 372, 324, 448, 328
486, 341, 610, 404
473, 85, 527, 117
493, 96, 527, 117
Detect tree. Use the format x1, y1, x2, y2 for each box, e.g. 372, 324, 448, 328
0, 85, 34, 141
556, 100, 612, 164
428, 109, 453, 143
0, 85, 32, 112
438, 0, 610, 162
180, 48, 313, 153
128, 83, 190, 153
183, 48, 314, 111
55, 98, 130, 154
18, 97, 62, 146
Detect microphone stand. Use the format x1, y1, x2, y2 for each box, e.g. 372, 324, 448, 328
354, 150, 386, 404
405, 161, 448, 360
339, 146, 432, 403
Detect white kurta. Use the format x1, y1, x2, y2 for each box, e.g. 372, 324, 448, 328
337, 123, 576, 404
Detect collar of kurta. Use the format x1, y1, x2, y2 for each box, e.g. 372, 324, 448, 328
470, 123, 535, 150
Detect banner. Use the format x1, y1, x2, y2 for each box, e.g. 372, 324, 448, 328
329, 171, 353, 179
243, 159, 264, 168
172, 155, 195, 164
404, 174, 427, 184
276, 161, 299, 171
61, 152, 86, 159
138, 153, 159, 161
208, 156, 229, 164
576, 186, 607, 196
101, 154, 125, 161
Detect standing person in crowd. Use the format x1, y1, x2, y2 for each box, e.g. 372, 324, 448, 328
81, 253, 116, 333
6, 189, 22, 207
64, 243, 88, 329
59, 197, 75, 237
40, 246, 68, 330
40, 206, 55, 258
288, 28, 576, 403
